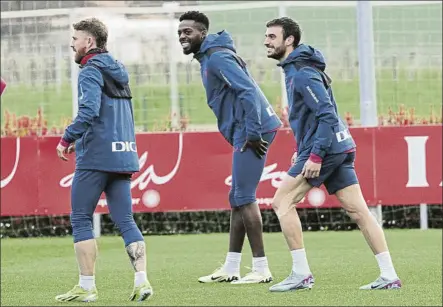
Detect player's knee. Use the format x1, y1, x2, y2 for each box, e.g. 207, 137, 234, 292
347, 207, 373, 226
122, 229, 144, 247
271, 196, 295, 219
272, 188, 304, 216
240, 202, 262, 226
113, 215, 143, 246
337, 186, 371, 225
271, 196, 280, 212
346, 209, 365, 225
70, 212, 94, 243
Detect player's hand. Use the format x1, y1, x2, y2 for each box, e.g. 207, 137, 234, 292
56, 143, 69, 161
241, 138, 269, 159
291, 151, 298, 165
67, 143, 75, 154
302, 159, 321, 179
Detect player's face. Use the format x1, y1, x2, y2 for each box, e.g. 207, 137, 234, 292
178, 20, 205, 55
264, 26, 288, 61
71, 30, 93, 64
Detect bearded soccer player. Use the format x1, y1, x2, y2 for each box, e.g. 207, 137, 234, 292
178, 11, 282, 284
263, 17, 401, 292
55, 18, 153, 302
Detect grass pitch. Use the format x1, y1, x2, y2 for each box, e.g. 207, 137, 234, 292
1, 230, 442, 306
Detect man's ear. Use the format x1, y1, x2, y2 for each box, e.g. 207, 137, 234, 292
285, 35, 294, 47
201, 31, 207, 42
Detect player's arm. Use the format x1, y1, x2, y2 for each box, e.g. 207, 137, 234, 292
60, 67, 103, 147
207, 52, 262, 141
294, 68, 339, 162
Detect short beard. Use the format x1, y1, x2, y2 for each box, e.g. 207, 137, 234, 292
267, 46, 286, 61
190, 36, 205, 55
74, 50, 86, 64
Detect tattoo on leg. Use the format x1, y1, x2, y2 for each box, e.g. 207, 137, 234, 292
125, 241, 146, 271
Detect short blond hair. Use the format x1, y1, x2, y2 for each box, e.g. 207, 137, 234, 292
73, 17, 108, 49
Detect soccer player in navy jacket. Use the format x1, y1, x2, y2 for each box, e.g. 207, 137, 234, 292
264, 17, 401, 292
55, 18, 152, 302
178, 11, 282, 284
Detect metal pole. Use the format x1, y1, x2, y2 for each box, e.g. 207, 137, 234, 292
357, 1, 381, 225
356, 1, 378, 127
166, 2, 180, 130
420, 203, 428, 230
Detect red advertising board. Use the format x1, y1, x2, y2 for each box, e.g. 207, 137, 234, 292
373, 126, 442, 205
1, 126, 441, 216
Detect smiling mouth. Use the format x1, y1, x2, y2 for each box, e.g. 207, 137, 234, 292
181, 42, 190, 49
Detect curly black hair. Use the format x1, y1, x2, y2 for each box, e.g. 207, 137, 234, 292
266, 17, 301, 48
179, 11, 209, 31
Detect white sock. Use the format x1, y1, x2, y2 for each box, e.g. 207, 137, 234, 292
375, 251, 398, 280
79, 275, 95, 291
223, 252, 241, 275
252, 256, 269, 274
291, 248, 311, 275
134, 271, 148, 287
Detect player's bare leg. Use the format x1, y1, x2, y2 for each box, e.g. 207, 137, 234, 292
230, 201, 273, 284
55, 240, 99, 302
56, 170, 103, 303
199, 203, 272, 284
55, 239, 98, 302
198, 207, 245, 283
200, 133, 276, 285
229, 207, 246, 253
335, 184, 401, 289
124, 240, 154, 300
269, 174, 315, 292
272, 174, 311, 250
198, 210, 245, 283
240, 202, 265, 257
225, 207, 245, 276
126, 241, 147, 273
103, 175, 153, 301
74, 239, 98, 285
54, 239, 99, 302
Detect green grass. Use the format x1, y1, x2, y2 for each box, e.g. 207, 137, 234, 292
1, 230, 442, 306
1, 69, 441, 131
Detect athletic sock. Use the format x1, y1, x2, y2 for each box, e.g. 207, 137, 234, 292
223, 252, 241, 275
134, 271, 148, 287
79, 275, 95, 291
291, 248, 312, 275
375, 251, 398, 280
252, 256, 269, 274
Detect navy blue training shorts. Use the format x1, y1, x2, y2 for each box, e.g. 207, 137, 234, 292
287, 151, 359, 195
229, 131, 277, 208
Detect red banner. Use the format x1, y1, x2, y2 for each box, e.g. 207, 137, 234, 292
373, 126, 442, 205
1, 126, 441, 216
